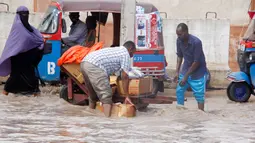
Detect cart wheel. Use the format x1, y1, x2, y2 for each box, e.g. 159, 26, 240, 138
60, 71, 68, 85
135, 103, 149, 112
228, 82, 251, 102
133, 99, 149, 112
60, 85, 70, 103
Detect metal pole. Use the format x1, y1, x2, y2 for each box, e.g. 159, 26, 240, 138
98, 12, 101, 42
120, 0, 136, 45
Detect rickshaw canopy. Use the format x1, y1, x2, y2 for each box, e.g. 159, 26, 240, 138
55, 0, 158, 13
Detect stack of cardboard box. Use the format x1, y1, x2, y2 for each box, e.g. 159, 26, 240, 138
105, 76, 153, 117
62, 63, 153, 97
96, 102, 136, 117
62, 63, 153, 117
62, 64, 84, 83
116, 76, 153, 96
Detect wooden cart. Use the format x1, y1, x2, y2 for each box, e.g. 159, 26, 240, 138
59, 64, 177, 110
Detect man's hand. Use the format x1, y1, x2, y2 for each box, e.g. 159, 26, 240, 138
180, 62, 200, 86
174, 73, 179, 83
125, 97, 134, 106
121, 70, 129, 96
179, 76, 188, 86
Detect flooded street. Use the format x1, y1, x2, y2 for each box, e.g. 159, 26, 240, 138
0, 86, 255, 143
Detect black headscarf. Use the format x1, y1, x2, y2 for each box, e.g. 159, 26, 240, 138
17, 11, 33, 32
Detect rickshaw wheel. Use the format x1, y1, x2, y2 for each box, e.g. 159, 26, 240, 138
228, 82, 251, 102
227, 83, 234, 101
60, 83, 89, 106
133, 99, 149, 112
134, 101, 149, 112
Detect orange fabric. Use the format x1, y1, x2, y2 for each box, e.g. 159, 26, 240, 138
57, 42, 104, 66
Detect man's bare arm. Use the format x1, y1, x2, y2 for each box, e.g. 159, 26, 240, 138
121, 70, 129, 95
184, 62, 200, 79
174, 57, 183, 82
176, 57, 183, 74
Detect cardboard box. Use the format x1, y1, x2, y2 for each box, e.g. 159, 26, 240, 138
96, 102, 136, 117
62, 64, 84, 84
117, 76, 153, 96
110, 76, 117, 85
60, 65, 151, 97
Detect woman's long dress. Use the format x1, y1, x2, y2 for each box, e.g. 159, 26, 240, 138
4, 47, 43, 94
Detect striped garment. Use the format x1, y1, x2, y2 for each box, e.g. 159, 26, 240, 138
82, 46, 131, 76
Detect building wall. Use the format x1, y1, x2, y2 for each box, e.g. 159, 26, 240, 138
34, 0, 51, 12
32, 0, 251, 25
0, 0, 252, 87
0, 0, 33, 12
137, 0, 250, 25
0, 0, 250, 25
163, 19, 230, 71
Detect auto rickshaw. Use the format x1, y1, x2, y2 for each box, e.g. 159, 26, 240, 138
38, 0, 166, 95
226, 14, 255, 102
38, 0, 176, 108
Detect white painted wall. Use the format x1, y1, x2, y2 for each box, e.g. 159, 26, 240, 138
163, 18, 230, 71
0, 0, 33, 12
0, 0, 250, 25
0, 12, 230, 72
138, 0, 250, 25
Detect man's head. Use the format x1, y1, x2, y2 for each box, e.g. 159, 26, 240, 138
176, 23, 189, 42
69, 12, 80, 24
86, 16, 97, 30
123, 41, 136, 57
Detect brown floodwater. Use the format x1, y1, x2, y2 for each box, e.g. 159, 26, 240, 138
0, 86, 254, 143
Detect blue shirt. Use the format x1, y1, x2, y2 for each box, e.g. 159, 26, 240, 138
176, 34, 207, 79
62, 20, 87, 46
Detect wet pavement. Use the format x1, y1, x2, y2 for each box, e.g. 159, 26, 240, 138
0, 86, 255, 143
